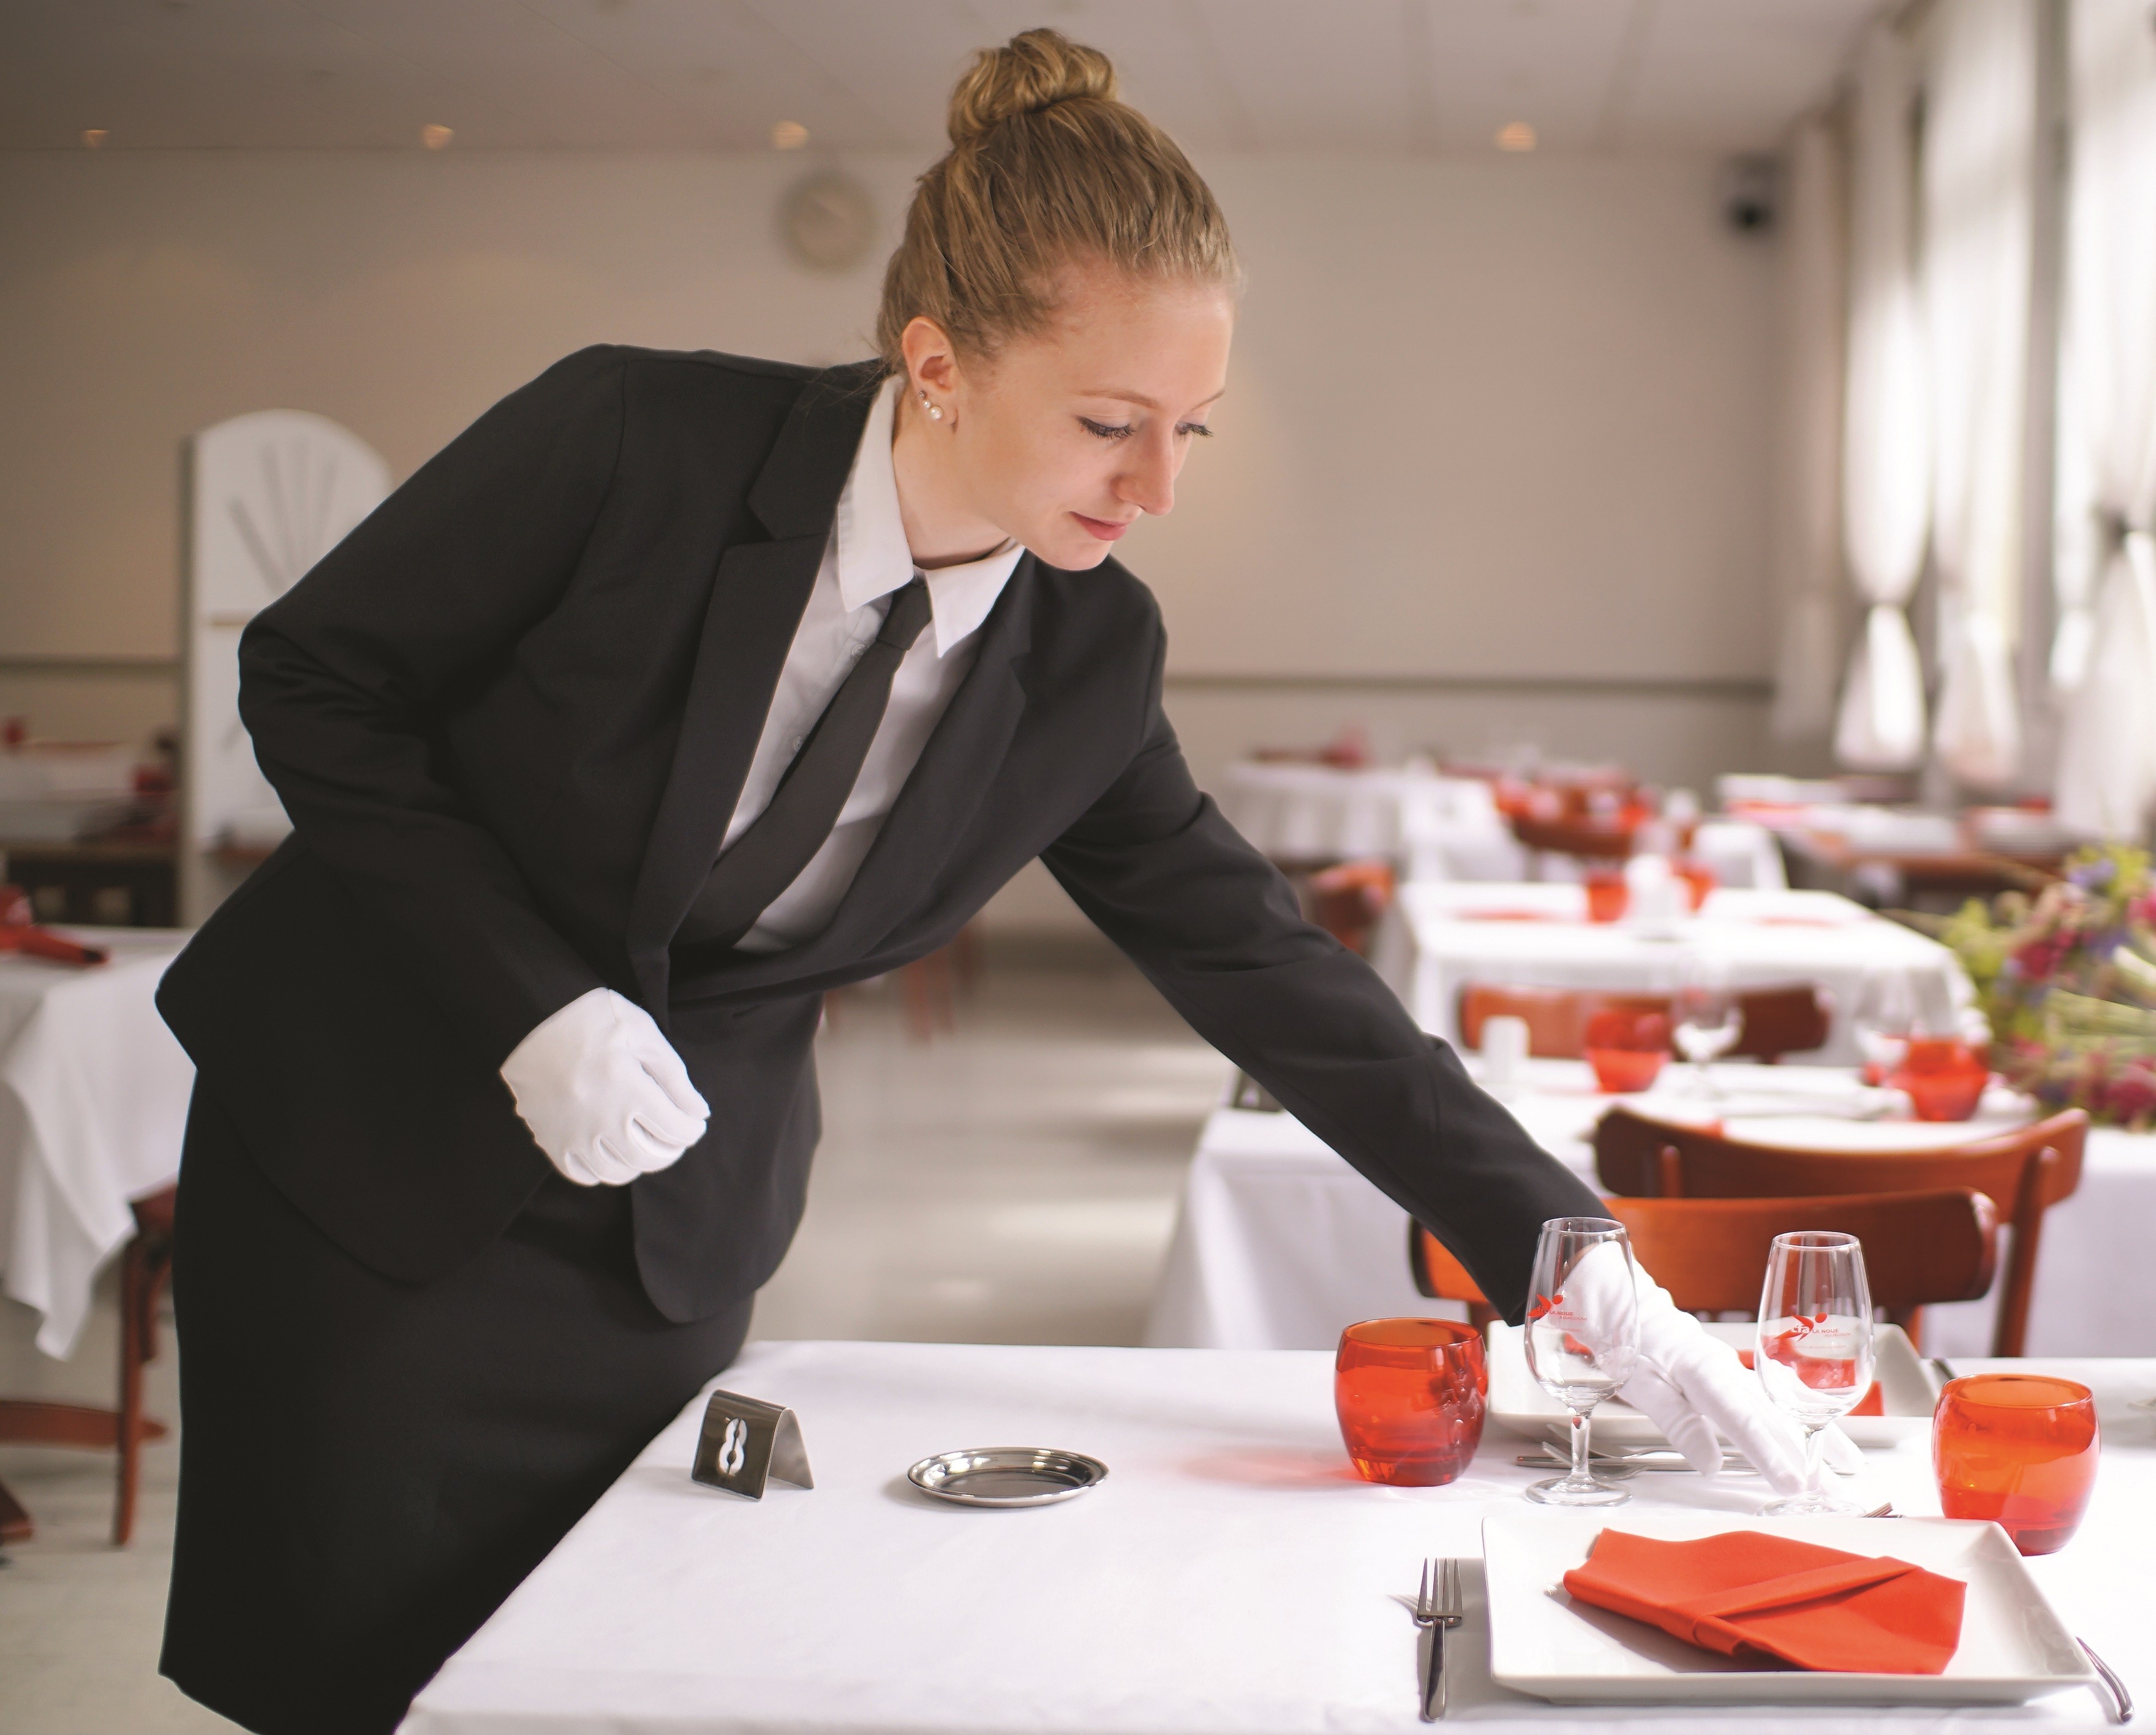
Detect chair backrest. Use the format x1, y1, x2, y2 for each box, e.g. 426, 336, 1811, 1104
1410, 1187, 1998, 1322
1304, 858, 1396, 956
1509, 814, 1635, 861
1592, 1106, 2089, 1356
1604, 1189, 1997, 1315
1458, 983, 1830, 1062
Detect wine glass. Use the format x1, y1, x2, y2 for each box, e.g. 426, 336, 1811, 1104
1755, 1231, 1875, 1516
1522, 1217, 1642, 1507
1673, 954, 1739, 1096
1852, 970, 1915, 1086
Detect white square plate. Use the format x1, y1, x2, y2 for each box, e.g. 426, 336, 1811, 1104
1482, 1509, 2094, 1705
1487, 1319, 1938, 1450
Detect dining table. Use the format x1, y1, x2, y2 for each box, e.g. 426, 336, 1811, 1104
1219, 760, 1527, 882
1385, 883, 1967, 1067
0, 927, 194, 1358
1145, 1060, 2156, 1362
398, 1337, 2152, 1734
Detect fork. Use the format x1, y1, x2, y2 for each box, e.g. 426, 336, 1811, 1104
1412, 1557, 1464, 1720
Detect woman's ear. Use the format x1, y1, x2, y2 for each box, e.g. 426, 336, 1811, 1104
900, 316, 961, 404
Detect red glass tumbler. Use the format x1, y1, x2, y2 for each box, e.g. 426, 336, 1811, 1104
1934, 1374, 2099, 1555
1892, 1037, 1990, 1122
1583, 868, 1629, 924
1585, 1006, 1670, 1094
1335, 1317, 1488, 1486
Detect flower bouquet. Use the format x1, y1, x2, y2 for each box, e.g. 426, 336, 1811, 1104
1933, 844, 2156, 1129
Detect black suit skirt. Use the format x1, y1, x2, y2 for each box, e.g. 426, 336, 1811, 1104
160, 1087, 753, 1735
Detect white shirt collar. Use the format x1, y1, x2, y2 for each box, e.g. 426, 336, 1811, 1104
834, 374, 1025, 658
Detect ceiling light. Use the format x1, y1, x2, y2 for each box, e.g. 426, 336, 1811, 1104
421, 124, 454, 150
81, 128, 108, 149
771, 120, 809, 151
1495, 121, 1537, 153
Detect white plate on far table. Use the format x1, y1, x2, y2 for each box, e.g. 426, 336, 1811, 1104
1487, 1320, 1940, 1451
1483, 1508, 2095, 1706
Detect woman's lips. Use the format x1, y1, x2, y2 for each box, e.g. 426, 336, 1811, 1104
1072, 512, 1134, 542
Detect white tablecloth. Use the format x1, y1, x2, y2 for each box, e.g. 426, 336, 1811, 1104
1219, 761, 1525, 879
402, 1339, 2152, 1734
1145, 1062, 2156, 1361
1396, 884, 1967, 1067
0, 929, 194, 1356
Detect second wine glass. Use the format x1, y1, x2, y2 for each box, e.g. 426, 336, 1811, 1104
1755, 1230, 1875, 1516
1522, 1217, 1642, 1507
1673, 954, 1739, 1097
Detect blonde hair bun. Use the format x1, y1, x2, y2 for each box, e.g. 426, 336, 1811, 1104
876, 26, 1238, 371
946, 28, 1117, 147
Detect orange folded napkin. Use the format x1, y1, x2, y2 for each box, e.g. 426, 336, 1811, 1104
1561, 1529, 1965, 1675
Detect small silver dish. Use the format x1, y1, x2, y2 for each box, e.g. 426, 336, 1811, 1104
906, 1446, 1108, 1506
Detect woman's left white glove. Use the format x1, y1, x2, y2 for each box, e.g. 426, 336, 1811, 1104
500, 988, 710, 1187
1566, 1242, 1863, 1493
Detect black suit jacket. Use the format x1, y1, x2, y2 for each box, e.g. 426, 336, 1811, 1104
157, 344, 1601, 1324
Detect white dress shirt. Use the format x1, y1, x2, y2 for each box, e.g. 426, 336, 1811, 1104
723, 374, 1025, 952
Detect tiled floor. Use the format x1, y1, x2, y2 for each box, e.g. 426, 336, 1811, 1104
0, 947, 1225, 1734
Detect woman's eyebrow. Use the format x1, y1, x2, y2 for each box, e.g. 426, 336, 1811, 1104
1080, 387, 1228, 410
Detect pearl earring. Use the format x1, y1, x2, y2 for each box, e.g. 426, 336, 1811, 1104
919, 390, 943, 422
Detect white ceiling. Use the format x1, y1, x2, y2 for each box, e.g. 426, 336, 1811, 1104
0, 0, 1887, 156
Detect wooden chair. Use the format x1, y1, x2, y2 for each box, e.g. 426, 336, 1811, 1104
1509, 814, 1636, 862
1458, 983, 1830, 1063
1302, 858, 1396, 958
0, 1185, 176, 1546
1409, 1187, 1999, 1340
1593, 1106, 2088, 1356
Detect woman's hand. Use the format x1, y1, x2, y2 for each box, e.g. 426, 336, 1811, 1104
500, 989, 710, 1187
1624, 1263, 1864, 1491
1564, 1242, 1862, 1492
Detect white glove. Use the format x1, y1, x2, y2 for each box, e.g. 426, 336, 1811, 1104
1566, 1243, 1863, 1494
500, 988, 709, 1187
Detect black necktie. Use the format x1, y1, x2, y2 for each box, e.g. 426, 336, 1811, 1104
675, 577, 934, 949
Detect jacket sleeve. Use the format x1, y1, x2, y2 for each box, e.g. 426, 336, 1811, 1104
235, 346, 628, 1065
1039, 636, 1604, 1323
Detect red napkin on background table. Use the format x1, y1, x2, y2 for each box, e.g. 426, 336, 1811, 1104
1561, 1530, 1965, 1674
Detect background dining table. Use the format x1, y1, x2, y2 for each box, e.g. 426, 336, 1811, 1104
0, 928, 193, 1358
1381, 884, 1967, 1067
398, 1338, 2152, 1734
1145, 1060, 2156, 1362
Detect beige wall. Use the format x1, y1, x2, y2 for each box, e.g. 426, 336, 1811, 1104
0, 146, 1796, 925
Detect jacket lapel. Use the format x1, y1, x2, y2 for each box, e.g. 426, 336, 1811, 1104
673, 556, 1039, 1002
625, 361, 884, 1011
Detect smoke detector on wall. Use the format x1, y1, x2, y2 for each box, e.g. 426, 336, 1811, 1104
1717, 154, 1781, 233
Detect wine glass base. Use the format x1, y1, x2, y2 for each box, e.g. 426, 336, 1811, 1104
1525, 1473, 1630, 1508
1760, 1490, 1866, 1517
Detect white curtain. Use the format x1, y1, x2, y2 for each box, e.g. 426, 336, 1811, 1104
1770, 116, 1849, 744
1923, 0, 2037, 790
2053, 0, 2156, 836
1837, 28, 1933, 771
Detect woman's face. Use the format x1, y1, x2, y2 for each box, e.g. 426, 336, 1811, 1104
905, 264, 1235, 571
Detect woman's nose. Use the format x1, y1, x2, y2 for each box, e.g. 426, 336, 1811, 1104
1117, 438, 1177, 519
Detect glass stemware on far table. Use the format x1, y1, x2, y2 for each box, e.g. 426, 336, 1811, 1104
1672, 953, 1739, 1096
1755, 1230, 1875, 1516
1522, 1217, 1642, 1508
1852, 969, 1917, 1085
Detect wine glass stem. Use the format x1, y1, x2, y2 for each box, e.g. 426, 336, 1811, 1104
1569, 1407, 1593, 1486
1800, 1422, 1824, 1500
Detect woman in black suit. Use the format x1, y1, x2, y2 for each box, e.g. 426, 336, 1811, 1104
157, 28, 1823, 1734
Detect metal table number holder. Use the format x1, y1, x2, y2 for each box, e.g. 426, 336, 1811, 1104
690, 1389, 815, 1500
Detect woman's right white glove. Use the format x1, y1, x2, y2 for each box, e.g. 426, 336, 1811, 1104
499, 988, 710, 1187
